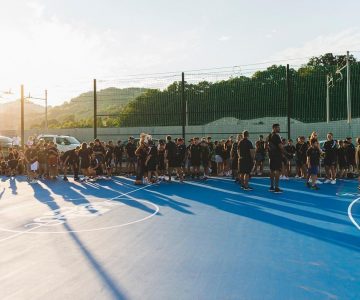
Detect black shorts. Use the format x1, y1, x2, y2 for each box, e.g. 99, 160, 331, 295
147, 162, 157, 172
296, 158, 306, 167
158, 160, 166, 171
191, 159, 201, 167
231, 158, 239, 170
324, 158, 336, 167
269, 157, 282, 171
168, 159, 177, 168
239, 159, 252, 174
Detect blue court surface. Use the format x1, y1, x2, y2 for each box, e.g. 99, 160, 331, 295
0, 176, 359, 300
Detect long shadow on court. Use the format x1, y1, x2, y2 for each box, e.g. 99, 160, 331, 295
62, 221, 128, 300
28, 181, 128, 299
146, 178, 360, 252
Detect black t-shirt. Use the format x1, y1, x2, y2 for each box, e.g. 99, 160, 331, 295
38, 149, 48, 163
256, 141, 266, 155
307, 147, 320, 166
79, 148, 91, 165
176, 144, 187, 162
105, 145, 114, 160
190, 144, 201, 161
165, 141, 177, 160
347, 143, 355, 161
231, 142, 239, 159
93, 144, 105, 157
114, 144, 124, 157
284, 145, 296, 160
239, 139, 254, 161
200, 145, 210, 161
148, 146, 158, 164
268, 133, 282, 158
215, 144, 223, 156
29, 149, 38, 163
296, 142, 308, 160
63, 149, 79, 164
126, 143, 136, 158
323, 140, 337, 161
337, 147, 347, 163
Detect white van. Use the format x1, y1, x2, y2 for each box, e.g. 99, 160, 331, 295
37, 135, 81, 152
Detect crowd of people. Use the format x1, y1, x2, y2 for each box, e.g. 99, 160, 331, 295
0, 124, 360, 192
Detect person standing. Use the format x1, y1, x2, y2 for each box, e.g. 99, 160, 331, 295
238, 131, 255, 190
284, 139, 296, 178
230, 134, 241, 182
323, 132, 337, 184
355, 137, 360, 191
164, 135, 177, 182
306, 138, 321, 190
252, 135, 266, 176
346, 137, 356, 174
114, 140, 124, 175
267, 124, 284, 193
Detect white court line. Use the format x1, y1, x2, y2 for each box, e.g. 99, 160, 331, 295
0, 181, 158, 242
348, 197, 360, 231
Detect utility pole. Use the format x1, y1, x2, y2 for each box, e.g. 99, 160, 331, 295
45, 89, 48, 131
21, 85, 24, 149
346, 51, 351, 124
93, 79, 97, 139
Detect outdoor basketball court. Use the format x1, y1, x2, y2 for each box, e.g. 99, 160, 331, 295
0, 175, 359, 299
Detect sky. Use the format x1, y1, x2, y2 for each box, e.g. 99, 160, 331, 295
1, 0, 360, 106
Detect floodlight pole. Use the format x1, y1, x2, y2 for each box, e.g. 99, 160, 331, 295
346, 51, 351, 124
326, 75, 330, 123
181, 72, 186, 139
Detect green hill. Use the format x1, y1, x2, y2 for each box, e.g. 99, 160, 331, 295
35, 87, 147, 129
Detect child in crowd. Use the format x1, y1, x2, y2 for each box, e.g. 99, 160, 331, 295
306, 138, 321, 190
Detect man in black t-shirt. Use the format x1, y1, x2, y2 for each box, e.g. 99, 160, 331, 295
114, 140, 124, 174
189, 137, 201, 179
346, 137, 356, 173
165, 135, 177, 182
125, 137, 137, 175
284, 139, 296, 177
230, 135, 240, 181
323, 132, 337, 184
200, 140, 210, 179
238, 131, 254, 190
62, 147, 80, 181
295, 136, 308, 178
267, 124, 284, 193
93, 139, 106, 175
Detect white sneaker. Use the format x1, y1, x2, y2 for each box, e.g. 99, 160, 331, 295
285, 176, 289, 180
295, 175, 300, 178
316, 180, 323, 185
324, 179, 331, 184
331, 179, 336, 184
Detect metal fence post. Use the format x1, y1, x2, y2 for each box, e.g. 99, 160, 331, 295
94, 79, 97, 139
286, 64, 292, 140
181, 72, 186, 139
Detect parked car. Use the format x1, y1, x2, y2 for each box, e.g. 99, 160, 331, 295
37, 135, 81, 152
0, 136, 13, 153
